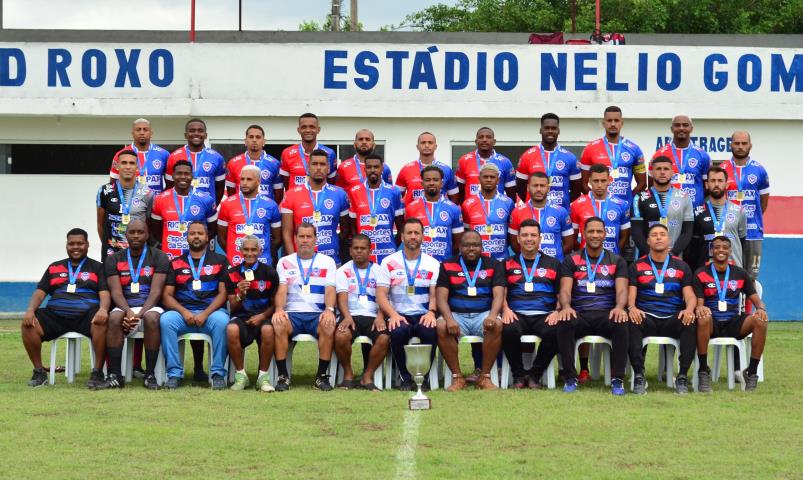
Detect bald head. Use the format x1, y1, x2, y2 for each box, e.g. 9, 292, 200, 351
732, 131, 751, 142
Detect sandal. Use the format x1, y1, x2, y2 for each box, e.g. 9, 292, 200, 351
338, 379, 359, 389
359, 382, 381, 392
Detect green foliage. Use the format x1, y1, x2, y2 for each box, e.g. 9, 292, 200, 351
399, 0, 803, 34
298, 15, 364, 32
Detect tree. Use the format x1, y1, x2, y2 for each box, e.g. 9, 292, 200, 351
298, 15, 363, 31
397, 0, 802, 34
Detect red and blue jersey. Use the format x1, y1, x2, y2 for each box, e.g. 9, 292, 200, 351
509, 201, 573, 260
652, 143, 711, 207
348, 182, 403, 264
166, 146, 226, 202
104, 247, 170, 308
395, 160, 459, 204
37, 258, 107, 318
281, 184, 350, 264
504, 254, 561, 314
436, 256, 505, 313
580, 137, 645, 204
405, 197, 464, 263
167, 251, 227, 311
218, 194, 281, 267
225, 263, 279, 317
693, 264, 756, 323
280, 143, 337, 187
570, 194, 631, 254
151, 188, 218, 259
462, 193, 515, 261
335, 156, 393, 190
516, 144, 581, 208
225, 152, 282, 201
629, 255, 692, 317
110, 143, 170, 194
562, 250, 627, 312
723, 158, 770, 241
455, 150, 516, 197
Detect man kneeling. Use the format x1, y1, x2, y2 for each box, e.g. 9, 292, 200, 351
436, 230, 505, 391
693, 236, 768, 392
225, 235, 280, 392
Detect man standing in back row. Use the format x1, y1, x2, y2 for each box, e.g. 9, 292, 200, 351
109, 118, 170, 194
280, 113, 337, 188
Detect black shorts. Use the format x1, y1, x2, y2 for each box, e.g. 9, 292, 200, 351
711, 313, 748, 340
339, 315, 389, 343
229, 316, 271, 348
37, 307, 97, 341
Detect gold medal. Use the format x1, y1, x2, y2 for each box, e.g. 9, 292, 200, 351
130, 282, 140, 294
177, 222, 187, 233
407, 285, 415, 296
244, 269, 254, 281
467, 286, 477, 297
121, 214, 131, 225
369, 216, 378, 226
736, 191, 745, 201
138, 175, 146, 184
676, 174, 687, 184
586, 282, 596, 293
715, 231, 724, 237
66, 283, 77, 293
301, 284, 311, 295
655, 283, 665, 294
192, 279, 202, 291
244, 224, 254, 236
359, 295, 369, 305
718, 300, 727, 312
485, 224, 493, 235
313, 211, 322, 223
524, 282, 534, 292
191, 178, 200, 188
660, 217, 668, 226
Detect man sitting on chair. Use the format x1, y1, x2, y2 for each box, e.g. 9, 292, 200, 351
435, 230, 505, 391
333, 234, 390, 391
693, 236, 767, 392
272, 223, 338, 392
21, 228, 110, 388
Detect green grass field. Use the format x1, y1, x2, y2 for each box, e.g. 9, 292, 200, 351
1, 319, 801, 479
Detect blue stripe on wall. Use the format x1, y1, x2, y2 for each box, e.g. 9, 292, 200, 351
0, 237, 798, 319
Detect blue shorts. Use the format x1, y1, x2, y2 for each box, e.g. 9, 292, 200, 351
289, 311, 321, 338
452, 311, 490, 338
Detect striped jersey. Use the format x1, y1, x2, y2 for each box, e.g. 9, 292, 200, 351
277, 253, 337, 313
375, 251, 440, 316
336, 260, 380, 318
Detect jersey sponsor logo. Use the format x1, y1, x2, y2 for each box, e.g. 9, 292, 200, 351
439, 211, 450, 221
546, 216, 556, 227
649, 203, 658, 208
412, 189, 424, 199
256, 207, 267, 218
180, 268, 192, 274
496, 208, 507, 219
190, 204, 201, 216
748, 174, 758, 184
294, 175, 307, 185
303, 213, 334, 224
474, 224, 505, 235
235, 223, 264, 234
540, 232, 556, 243
152, 160, 163, 169
469, 184, 481, 195
605, 226, 617, 237
606, 210, 617, 221
359, 213, 391, 225
110, 197, 119, 203
550, 176, 564, 187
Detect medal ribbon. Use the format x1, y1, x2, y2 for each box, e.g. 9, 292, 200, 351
185, 146, 205, 181
520, 253, 542, 284
127, 245, 149, 285
670, 144, 686, 175
708, 200, 728, 234
711, 263, 730, 304
648, 255, 671, 285
584, 249, 605, 284
239, 193, 260, 228
67, 258, 87, 285
602, 137, 622, 172
539, 144, 556, 177
459, 256, 483, 290
173, 190, 193, 227
116, 180, 137, 216
296, 253, 317, 287
188, 253, 207, 282
403, 253, 422, 290
353, 262, 373, 296
425, 200, 441, 230
651, 187, 672, 220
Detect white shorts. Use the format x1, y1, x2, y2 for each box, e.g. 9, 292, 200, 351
111, 306, 164, 337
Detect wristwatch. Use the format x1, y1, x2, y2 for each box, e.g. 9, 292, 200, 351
326, 306, 336, 313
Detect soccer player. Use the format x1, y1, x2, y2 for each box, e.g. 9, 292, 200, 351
462, 163, 515, 261
336, 129, 393, 190
272, 223, 339, 392
225, 124, 283, 204
405, 165, 463, 263
218, 165, 282, 266
693, 236, 768, 392
150, 159, 218, 260
281, 150, 350, 264
628, 224, 697, 394
455, 127, 516, 203
95, 220, 169, 390
395, 132, 459, 204
333, 234, 390, 390
96, 149, 154, 262
501, 219, 564, 389
347, 153, 403, 264
723, 131, 770, 280
225, 235, 280, 392
436, 231, 505, 391
516, 113, 581, 208
509, 172, 573, 260
165, 118, 226, 205
690, 166, 747, 270
375, 218, 440, 391
109, 118, 170, 194
280, 113, 337, 188
557, 217, 631, 395
580, 106, 646, 204
160, 222, 230, 390
651, 115, 711, 207
21, 228, 109, 388
570, 163, 630, 254
631, 156, 693, 257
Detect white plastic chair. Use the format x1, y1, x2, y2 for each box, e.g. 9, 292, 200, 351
335, 336, 387, 389
121, 331, 166, 385
441, 336, 500, 388
269, 334, 338, 386
177, 333, 216, 386
574, 335, 612, 386
709, 337, 749, 390
640, 337, 681, 389
49, 332, 96, 385
499, 335, 557, 389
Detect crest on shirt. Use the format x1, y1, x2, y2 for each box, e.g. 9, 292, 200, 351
440, 211, 449, 221
600, 265, 610, 276
479, 270, 488, 279
203, 265, 213, 275
256, 208, 267, 218
381, 198, 391, 209
728, 280, 738, 291
555, 160, 566, 170
536, 268, 547, 277
621, 151, 631, 162
726, 213, 736, 223
688, 158, 698, 168
324, 199, 335, 210
133, 197, 141, 207
143, 266, 152, 277
546, 216, 556, 227
258, 280, 266, 291
80, 272, 90, 281
190, 205, 201, 216
312, 267, 320, 277
671, 199, 681, 210
202, 161, 213, 172
152, 160, 162, 170
666, 268, 676, 278
748, 174, 757, 184
606, 210, 617, 221
261, 169, 270, 180
496, 208, 506, 219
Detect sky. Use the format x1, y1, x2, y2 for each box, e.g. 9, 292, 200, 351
3, 0, 458, 31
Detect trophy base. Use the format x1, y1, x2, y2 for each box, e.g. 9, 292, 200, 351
408, 397, 431, 410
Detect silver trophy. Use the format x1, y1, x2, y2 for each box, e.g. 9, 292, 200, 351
404, 344, 433, 410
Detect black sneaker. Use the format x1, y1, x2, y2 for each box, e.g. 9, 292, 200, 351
193, 370, 209, 383
697, 369, 712, 393
313, 374, 333, 391
632, 374, 647, 395
742, 369, 759, 392
132, 367, 146, 379
164, 377, 183, 390
94, 373, 125, 390
86, 368, 105, 389
399, 379, 415, 391
211, 374, 227, 390
28, 368, 47, 387
143, 373, 159, 390
674, 374, 689, 395
275, 375, 290, 392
